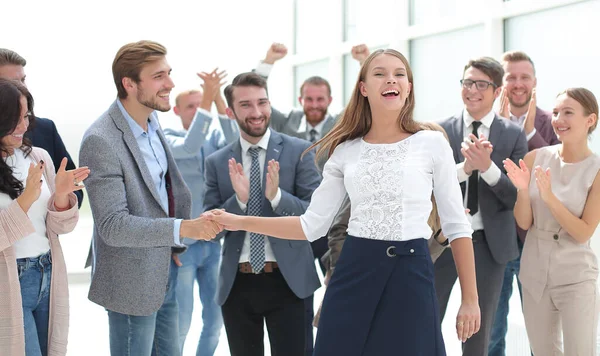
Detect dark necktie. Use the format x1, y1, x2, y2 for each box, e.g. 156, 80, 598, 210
247, 147, 265, 273
467, 121, 482, 215
309, 129, 318, 143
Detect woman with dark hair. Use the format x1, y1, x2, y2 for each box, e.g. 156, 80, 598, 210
207, 49, 480, 355
504, 87, 600, 355
0, 78, 89, 356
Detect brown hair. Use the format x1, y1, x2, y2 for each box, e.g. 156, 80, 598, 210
299, 76, 331, 97
0, 48, 26, 67
310, 49, 420, 161
558, 87, 599, 134
175, 89, 202, 107
501, 50, 536, 75
463, 57, 504, 88
112, 41, 167, 99
224, 72, 269, 108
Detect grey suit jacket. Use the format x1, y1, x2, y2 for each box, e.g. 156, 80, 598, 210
270, 108, 337, 140
440, 113, 528, 264
203, 130, 322, 305
80, 100, 192, 316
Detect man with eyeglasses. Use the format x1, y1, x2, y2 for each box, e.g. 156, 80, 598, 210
434, 57, 528, 356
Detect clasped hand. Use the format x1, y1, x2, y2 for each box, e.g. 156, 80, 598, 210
462, 134, 493, 175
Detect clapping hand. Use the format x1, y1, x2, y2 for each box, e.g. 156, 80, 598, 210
462, 134, 493, 174
228, 158, 249, 204
197, 68, 228, 101
16, 160, 45, 213
265, 160, 280, 201
534, 166, 554, 203
522, 88, 537, 135
503, 158, 530, 191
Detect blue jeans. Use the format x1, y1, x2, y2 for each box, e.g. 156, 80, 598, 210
18, 251, 52, 356
489, 240, 524, 356
108, 260, 180, 356
176, 241, 222, 356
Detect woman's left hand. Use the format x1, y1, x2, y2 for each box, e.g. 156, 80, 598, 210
55, 157, 91, 197
456, 300, 481, 343
534, 166, 554, 203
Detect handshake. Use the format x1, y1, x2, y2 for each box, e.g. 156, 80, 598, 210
180, 209, 227, 241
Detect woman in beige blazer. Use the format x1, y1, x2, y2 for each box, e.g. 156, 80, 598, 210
504, 87, 600, 355
0, 79, 89, 356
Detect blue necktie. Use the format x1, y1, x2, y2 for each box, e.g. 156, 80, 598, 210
248, 147, 265, 273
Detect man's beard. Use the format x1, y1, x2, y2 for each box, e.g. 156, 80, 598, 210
137, 89, 171, 112
304, 107, 327, 126
236, 114, 269, 138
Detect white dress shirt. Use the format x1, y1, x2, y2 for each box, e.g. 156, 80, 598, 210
236, 128, 281, 263
0, 149, 51, 258
299, 116, 327, 142
456, 109, 501, 231
300, 130, 473, 242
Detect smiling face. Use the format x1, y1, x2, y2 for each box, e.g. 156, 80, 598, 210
131, 57, 174, 112
461, 66, 501, 119
552, 93, 597, 143
299, 83, 332, 126
227, 85, 271, 141
1, 95, 29, 153
359, 53, 412, 113
503, 60, 536, 110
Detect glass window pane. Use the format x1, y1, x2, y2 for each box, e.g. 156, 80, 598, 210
294, 59, 330, 108
410, 26, 485, 122
410, 0, 483, 26
343, 54, 361, 105
344, 0, 400, 43
295, 0, 339, 54
504, 0, 600, 154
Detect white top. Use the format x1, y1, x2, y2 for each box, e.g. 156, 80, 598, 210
236, 129, 281, 263
0, 149, 51, 258
455, 109, 501, 231
300, 130, 473, 242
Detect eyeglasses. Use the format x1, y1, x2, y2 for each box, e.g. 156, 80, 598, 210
460, 79, 497, 91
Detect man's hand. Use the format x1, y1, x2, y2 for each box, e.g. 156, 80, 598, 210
499, 87, 510, 119
180, 215, 223, 241
229, 158, 249, 204
461, 134, 493, 173
351, 44, 370, 65
264, 43, 288, 64
523, 88, 537, 135
197, 68, 228, 111
265, 159, 280, 201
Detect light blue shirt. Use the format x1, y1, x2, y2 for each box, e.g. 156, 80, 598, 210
117, 100, 182, 245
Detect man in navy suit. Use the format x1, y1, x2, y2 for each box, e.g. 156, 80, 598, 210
204, 72, 321, 356
0, 48, 83, 207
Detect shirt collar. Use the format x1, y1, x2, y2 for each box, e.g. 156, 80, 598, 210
463, 108, 495, 130
240, 128, 271, 156
509, 112, 527, 123
117, 99, 159, 138
304, 115, 329, 134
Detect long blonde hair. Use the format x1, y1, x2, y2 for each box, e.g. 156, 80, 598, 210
308, 49, 421, 161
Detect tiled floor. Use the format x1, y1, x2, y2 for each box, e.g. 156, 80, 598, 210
62, 216, 531, 355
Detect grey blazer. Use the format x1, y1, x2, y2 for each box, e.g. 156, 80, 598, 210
203, 130, 322, 305
80, 100, 192, 316
440, 113, 528, 264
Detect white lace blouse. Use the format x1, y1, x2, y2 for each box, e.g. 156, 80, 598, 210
300, 130, 473, 242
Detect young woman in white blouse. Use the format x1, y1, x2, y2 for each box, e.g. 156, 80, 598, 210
209, 49, 480, 355
0, 79, 89, 356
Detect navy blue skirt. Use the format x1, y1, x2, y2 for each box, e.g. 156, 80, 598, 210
314, 236, 446, 356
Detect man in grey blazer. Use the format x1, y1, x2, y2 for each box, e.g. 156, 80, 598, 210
434, 57, 528, 356
79, 40, 221, 356
203, 72, 321, 356
488, 50, 561, 356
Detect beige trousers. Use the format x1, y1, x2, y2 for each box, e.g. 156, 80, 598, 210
523, 280, 599, 355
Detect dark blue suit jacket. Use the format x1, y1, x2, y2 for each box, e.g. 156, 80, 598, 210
26, 117, 83, 207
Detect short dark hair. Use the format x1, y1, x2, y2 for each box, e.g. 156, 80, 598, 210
299, 76, 331, 97
0, 48, 27, 67
463, 57, 504, 88
224, 72, 269, 108
502, 50, 536, 75
112, 40, 167, 99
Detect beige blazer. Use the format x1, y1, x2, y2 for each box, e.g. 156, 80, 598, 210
0, 147, 79, 356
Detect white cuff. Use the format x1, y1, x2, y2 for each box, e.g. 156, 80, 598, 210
480, 161, 501, 187
526, 127, 537, 141
255, 61, 273, 78
236, 196, 247, 212
456, 162, 470, 183
270, 188, 282, 209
